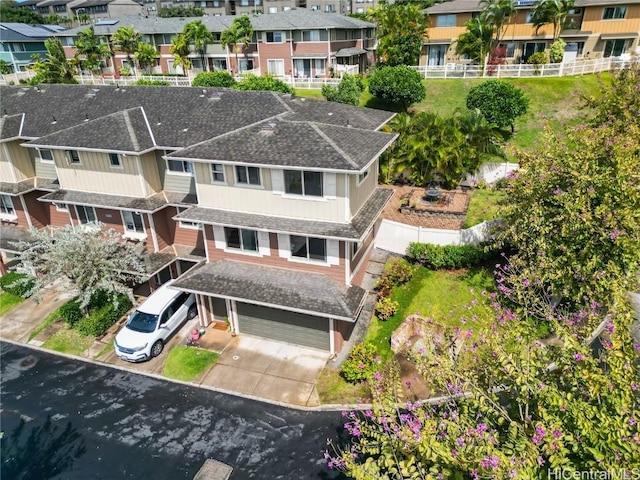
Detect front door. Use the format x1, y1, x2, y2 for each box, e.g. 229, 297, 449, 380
428, 45, 447, 66
294, 59, 312, 77
522, 42, 546, 62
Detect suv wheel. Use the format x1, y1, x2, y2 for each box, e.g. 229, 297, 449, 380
150, 340, 164, 358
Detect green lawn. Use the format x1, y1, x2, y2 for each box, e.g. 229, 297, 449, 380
365, 267, 494, 361
0, 292, 24, 317
316, 367, 371, 405
293, 89, 324, 99
27, 304, 64, 341
163, 346, 219, 382
463, 189, 507, 228
42, 325, 93, 356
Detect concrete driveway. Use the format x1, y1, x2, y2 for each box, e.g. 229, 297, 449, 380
201, 336, 330, 408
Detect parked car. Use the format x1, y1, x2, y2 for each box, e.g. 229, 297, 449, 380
114, 282, 197, 362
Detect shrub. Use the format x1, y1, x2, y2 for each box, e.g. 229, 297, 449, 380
466, 80, 528, 132
341, 343, 380, 383
75, 295, 132, 337
59, 300, 83, 326
375, 297, 399, 321
375, 258, 414, 298
192, 70, 236, 88
527, 52, 548, 74
0, 272, 35, 298
321, 74, 365, 106
549, 39, 566, 63
406, 243, 495, 269
235, 74, 293, 94
368, 66, 425, 110
133, 79, 170, 86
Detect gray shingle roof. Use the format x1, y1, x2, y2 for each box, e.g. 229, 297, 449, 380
335, 47, 367, 57
27, 107, 156, 153
0, 114, 24, 141
172, 259, 366, 321
0, 177, 59, 195
0, 225, 35, 253
54, 10, 373, 36
39, 189, 168, 212
168, 119, 395, 170
174, 187, 393, 240
425, 0, 483, 14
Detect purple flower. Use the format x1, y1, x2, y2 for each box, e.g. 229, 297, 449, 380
480, 455, 500, 469
451, 449, 459, 457
630, 418, 637, 426
552, 429, 562, 438
522, 279, 530, 287
573, 352, 586, 362
373, 371, 382, 380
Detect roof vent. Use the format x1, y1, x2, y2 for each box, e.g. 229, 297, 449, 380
209, 92, 223, 100
259, 123, 277, 136
51, 116, 57, 124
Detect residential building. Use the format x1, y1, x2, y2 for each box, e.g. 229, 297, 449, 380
34, 0, 75, 19
423, 0, 640, 65
0, 23, 66, 73
55, 9, 375, 75
0, 84, 396, 354
70, 0, 145, 23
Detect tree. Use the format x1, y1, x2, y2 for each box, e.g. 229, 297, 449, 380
30, 38, 77, 84
158, 6, 204, 17
0, 1, 45, 24
368, 3, 428, 66
455, 17, 494, 65
169, 34, 191, 76
455, 108, 505, 171
532, 0, 575, 40
220, 15, 253, 74
549, 38, 566, 63
466, 80, 528, 132
480, 0, 516, 49
321, 74, 365, 106
368, 66, 426, 111
74, 26, 112, 73
234, 74, 293, 94
183, 20, 213, 72
111, 26, 141, 73
13, 224, 147, 311
192, 70, 236, 87
135, 42, 159, 75
0, 59, 12, 74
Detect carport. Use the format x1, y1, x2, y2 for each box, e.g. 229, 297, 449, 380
171, 259, 366, 354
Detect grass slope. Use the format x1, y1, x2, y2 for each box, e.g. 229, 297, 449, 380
0, 292, 23, 317
464, 189, 507, 228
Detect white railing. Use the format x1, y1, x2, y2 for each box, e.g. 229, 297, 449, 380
335, 64, 359, 76
411, 56, 638, 79
375, 219, 494, 255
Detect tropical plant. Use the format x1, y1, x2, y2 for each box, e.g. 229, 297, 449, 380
192, 70, 236, 87
220, 15, 253, 74
30, 38, 77, 84
527, 51, 548, 73
111, 26, 141, 73
0, 1, 45, 24
549, 38, 567, 63
480, 0, 516, 49
455, 108, 505, 169
321, 74, 365, 106
531, 0, 575, 40
368, 65, 426, 111
0, 59, 11, 75
466, 80, 529, 132
11, 224, 147, 312
135, 42, 159, 75
183, 20, 214, 72
169, 34, 191, 76
74, 26, 112, 73
158, 6, 204, 17
455, 17, 494, 65
368, 3, 428, 66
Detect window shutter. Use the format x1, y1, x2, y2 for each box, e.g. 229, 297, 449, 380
324, 172, 336, 198
271, 168, 284, 194
277, 233, 290, 258
327, 239, 340, 265
258, 231, 271, 256
212, 225, 225, 249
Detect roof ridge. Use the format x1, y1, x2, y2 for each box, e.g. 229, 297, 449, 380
309, 122, 359, 169
122, 108, 140, 152
139, 106, 157, 148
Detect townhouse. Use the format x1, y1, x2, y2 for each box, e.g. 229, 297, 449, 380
55, 9, 375, 76
0, 23, 66, 73
0, 84, 396, 354
423, 0, 640, 65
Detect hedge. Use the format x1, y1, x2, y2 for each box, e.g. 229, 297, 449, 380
0, 272, 35, 298
406, 243, 496, 269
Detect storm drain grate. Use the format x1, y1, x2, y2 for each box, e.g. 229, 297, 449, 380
193, 459, 233, 480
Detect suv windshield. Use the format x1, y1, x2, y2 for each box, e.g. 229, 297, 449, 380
126, 311, 159, 333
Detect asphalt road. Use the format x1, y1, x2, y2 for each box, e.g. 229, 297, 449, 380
0, 342, 347, 480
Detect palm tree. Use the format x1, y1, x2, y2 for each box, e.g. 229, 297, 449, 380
455, 17, 494, 65
111, 26, 141, 74
135, 42, 158, 75
169, 34, 191, 76
32, 38, 77, 84
532, 0, 575, 40
183, 20, 213, 72
455, 108, 505, 173
480, 0, 516, 49
74, 26, 112, 73
220, 15, 253, 74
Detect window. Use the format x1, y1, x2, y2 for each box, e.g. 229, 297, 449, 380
122, 210, 145, 233
238, 58, 254, 72
177, 207, 202, 230
302, 30, 320, 41
436, 14, 456, 27
498, 42, 516, 58
55, 203, 69, 212
358, 169, 369, 184
67, 150, 81, 164
356, 7, 364, 13
290, 235, 326, 262
39, 149, 54, 163
109, 153, 121, 167
167, 159, 194, 174
76, 205, 97, 224
602, 6, 626, 19
266, 31, 283, 43
525, 11, 534, 23
284, 170, 323, 196
0, 194, 15, 216
604, 39, 631, 57
235, 165, 261, 186
211, 163, 225, 183
325, 4, 334, 12
224, 227, 258, 252
268, 6, 277, 13
267, 59, 285, 76
315, 58, 325, 74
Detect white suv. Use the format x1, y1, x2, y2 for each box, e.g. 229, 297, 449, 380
114, 282, 197, 362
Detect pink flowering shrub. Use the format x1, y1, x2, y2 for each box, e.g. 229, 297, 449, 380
340, 343, 381, 383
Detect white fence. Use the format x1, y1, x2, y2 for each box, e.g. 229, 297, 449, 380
411, 56, 637, 79
460, 162, 519, 187
375, 219, 494, 255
